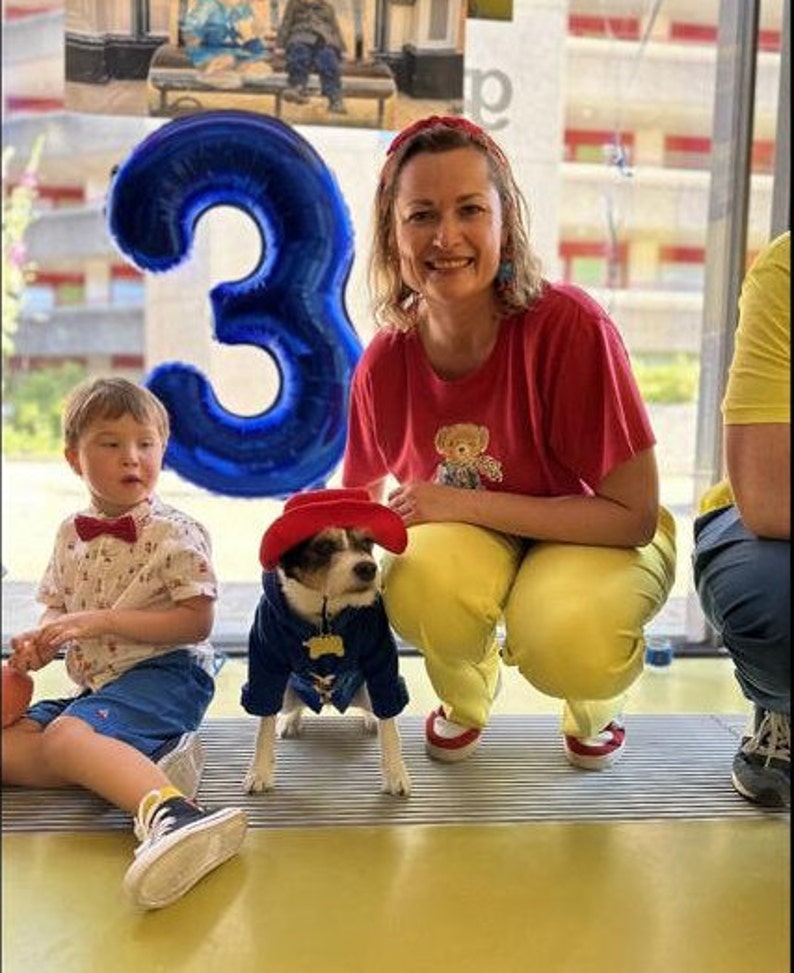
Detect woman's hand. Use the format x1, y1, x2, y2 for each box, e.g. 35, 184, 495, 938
386, 448, 659, 547
388, 482, 464, 526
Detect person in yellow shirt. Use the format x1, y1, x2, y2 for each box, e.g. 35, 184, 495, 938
693, 230, 790, 808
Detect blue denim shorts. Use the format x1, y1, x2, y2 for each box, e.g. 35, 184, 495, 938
25, 649, 215, 759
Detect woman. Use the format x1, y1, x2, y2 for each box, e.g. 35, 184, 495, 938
342, 115, 676, 768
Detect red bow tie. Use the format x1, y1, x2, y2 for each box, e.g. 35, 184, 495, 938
74, 514, 137, 544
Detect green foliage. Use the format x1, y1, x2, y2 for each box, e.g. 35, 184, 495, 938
2, 362, 87, 457
632, 353, 700, 404
2, 137, 45, 379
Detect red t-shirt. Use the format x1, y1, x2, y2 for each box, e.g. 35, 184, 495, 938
343, 282, 655, 497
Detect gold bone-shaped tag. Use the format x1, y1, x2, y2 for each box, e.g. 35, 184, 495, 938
304, 634, 346, 660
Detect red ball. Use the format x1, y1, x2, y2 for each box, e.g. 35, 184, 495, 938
2, 664, 34, 728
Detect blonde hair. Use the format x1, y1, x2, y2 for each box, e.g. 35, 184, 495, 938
370, 117, 544, 332
63, 377, 170, 449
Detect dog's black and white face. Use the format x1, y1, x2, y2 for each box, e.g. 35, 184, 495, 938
278, 527, 381, 623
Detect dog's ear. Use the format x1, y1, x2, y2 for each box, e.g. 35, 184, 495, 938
279, 538, 312, 580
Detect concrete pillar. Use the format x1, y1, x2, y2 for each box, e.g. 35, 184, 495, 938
633, 127, 666, 167
143, 125, 386, 414
83, 173, 108, 205
145, 204, 282, 418
84, 256, 110, 306
643, 12, 672, 42
627, 237, 660, 288
464, 0, 569, 278
88, 353, 113, 378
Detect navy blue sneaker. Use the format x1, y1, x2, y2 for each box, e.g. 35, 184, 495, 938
125, 793, 247, 909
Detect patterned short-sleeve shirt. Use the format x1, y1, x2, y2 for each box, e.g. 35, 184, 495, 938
37, 495, 218, 690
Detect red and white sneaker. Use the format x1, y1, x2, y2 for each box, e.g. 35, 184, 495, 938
425, 706, 482, 762
564, 720, 626, 770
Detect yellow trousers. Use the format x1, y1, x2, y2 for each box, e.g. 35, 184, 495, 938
383, 507, 677, 738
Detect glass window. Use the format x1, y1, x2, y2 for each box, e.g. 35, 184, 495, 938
3, 1, 786, 653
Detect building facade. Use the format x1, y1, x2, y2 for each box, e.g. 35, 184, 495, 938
4, 0, 783, 384
3, 0, 788, 641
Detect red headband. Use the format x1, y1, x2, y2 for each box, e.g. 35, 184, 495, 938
386, 115, 508, 165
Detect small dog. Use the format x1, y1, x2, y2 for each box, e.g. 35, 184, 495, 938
242, 489, 411, 797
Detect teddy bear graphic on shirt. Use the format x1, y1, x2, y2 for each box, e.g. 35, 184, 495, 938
433, 423, 503, 489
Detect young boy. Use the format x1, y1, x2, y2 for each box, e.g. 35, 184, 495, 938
2, 376, 247, 910
182, 0, 273, 89
277, 0, 348, 114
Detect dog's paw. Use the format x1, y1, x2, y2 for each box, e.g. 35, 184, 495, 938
243, 763, 275, 794
277, 712, 303, 738
361, 711, 378, 735
381, 761, 412, 798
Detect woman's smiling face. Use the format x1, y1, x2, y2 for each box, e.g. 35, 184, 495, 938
393, 146, 504, 309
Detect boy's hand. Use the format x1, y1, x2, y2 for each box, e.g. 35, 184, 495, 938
36, 610, 111, 652
8, 631, 58, 672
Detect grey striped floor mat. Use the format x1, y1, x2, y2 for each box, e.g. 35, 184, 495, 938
2, 714, 785, 833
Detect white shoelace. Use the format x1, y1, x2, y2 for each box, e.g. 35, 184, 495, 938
745, 711, 791, 764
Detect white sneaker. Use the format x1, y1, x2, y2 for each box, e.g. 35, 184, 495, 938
563, 720, 627, 770
424, 672, 501, 763
425, 707, 483, 762
124, 792, 247, 910
156, 732, 204, 799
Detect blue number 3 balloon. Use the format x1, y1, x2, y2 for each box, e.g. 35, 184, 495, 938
106, 110, 361, 498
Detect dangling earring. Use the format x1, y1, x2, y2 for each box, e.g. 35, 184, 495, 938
403, 287, 423, 327
496, 259, 515, 286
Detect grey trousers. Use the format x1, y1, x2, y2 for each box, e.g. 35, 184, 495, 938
693, 505, 790, 715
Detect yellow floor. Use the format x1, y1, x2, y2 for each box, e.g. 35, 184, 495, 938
2, 658, 790, 973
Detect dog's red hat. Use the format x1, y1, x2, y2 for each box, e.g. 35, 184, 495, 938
259, 488, 408, 570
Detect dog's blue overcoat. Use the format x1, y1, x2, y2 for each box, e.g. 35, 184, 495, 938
242, 571, 409, 718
